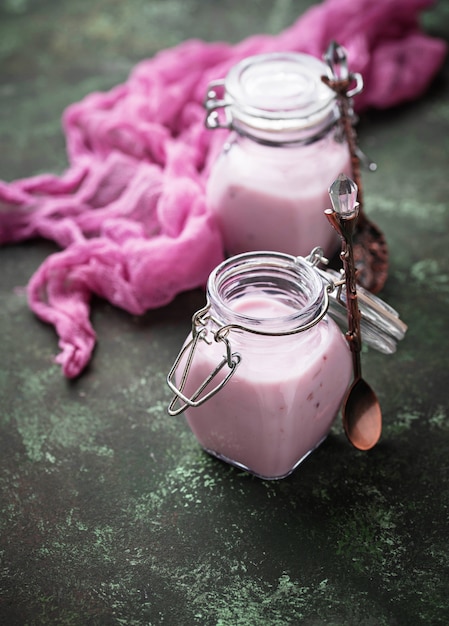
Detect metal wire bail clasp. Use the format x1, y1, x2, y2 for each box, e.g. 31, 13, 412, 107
204, 79, 232, 129
167, 304, 241, 416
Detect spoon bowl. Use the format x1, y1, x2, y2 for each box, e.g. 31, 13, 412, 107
342, 377, 382, 451
353, 215, 389, 294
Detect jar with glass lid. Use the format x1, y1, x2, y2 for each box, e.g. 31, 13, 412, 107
204, 51, 358, 258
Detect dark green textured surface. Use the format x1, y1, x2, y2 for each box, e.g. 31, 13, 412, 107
1, 1, 449, 624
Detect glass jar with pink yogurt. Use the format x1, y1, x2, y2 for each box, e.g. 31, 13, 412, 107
167, 251, 352, 480
204, 52, 353, 259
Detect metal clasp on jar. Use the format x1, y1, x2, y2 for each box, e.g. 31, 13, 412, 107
305, 247, 407, 354
204, 79, 233, 130
167, 280, 332, 416
167, 304, 242, 416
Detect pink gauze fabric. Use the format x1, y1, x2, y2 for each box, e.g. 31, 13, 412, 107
0, 0, 446, 378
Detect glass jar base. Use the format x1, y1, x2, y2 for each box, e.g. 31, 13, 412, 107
203, 435, 328, 480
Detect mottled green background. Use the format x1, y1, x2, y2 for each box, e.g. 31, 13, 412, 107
1, 1, 449, 625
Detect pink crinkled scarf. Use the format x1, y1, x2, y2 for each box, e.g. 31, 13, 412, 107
0, 0, 446, 378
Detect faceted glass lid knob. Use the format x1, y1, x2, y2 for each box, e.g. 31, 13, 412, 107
329, 174, 359, 218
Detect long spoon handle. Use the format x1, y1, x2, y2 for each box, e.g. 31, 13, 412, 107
325, 207, 362, 379
326, 175, 383, 450
340, 229, 362, 380
322, 42, 366, 222
322, 42, 389, 296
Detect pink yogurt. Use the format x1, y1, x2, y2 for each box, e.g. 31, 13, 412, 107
176, 292, 352, 479
206, 133, 352, 259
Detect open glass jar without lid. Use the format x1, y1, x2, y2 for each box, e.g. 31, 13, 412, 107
168, 251, 352, 480
167, 247, 407, 479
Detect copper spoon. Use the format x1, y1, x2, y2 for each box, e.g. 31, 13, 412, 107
322, 41, 388, 294
325, 174, 382, 450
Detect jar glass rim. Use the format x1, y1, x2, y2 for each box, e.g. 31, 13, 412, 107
225, 52, 337, 132
206, 251, 326, 333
